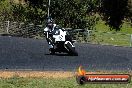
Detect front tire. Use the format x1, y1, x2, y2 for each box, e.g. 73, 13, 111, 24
49, 48, 55, 55
65, 42, 78, 56
69, 47, 78, 56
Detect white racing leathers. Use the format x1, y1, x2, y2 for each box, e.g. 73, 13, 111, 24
44, 24, 57, 49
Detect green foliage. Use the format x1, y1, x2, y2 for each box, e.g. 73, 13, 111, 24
12, 4, 27, 22
100, 0, 129, 30
50, 0, 99, 29
0, 0, 131, 32
27, 0, 99, 29
0, 0, 13, 21
127, 0, 132, 22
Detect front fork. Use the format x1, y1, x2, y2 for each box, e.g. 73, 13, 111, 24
64, 41, 75, 52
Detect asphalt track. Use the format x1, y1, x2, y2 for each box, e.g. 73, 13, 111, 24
0, 36, 132, 71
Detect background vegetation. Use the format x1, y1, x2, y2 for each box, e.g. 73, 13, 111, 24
0, 0, 131, 30
0, 0, 132, 46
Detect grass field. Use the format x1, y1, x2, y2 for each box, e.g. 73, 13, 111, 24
88, 20, 132, 47
0, 77, 131, 88
0, 71, 131, 88
95, 20, 132, 34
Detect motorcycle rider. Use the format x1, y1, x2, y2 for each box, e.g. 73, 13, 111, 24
44, 17, 57, 54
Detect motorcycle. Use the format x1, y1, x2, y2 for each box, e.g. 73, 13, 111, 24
45, 26, 78, 56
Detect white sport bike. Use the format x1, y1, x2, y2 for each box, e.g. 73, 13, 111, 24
46, 27, 78, 56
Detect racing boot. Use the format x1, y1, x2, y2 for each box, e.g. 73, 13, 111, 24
49, 44, 55, 54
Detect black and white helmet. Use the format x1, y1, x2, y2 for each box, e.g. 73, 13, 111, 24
46, 17, 53, 29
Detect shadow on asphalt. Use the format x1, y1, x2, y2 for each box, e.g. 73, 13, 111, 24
45, 53, 77, 56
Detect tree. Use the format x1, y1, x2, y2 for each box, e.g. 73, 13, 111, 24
26, 0, 98, 29
100, 0, 128, 30
0, 0, 13, 21
127, 0, 132, 22
24, 0, 48, 24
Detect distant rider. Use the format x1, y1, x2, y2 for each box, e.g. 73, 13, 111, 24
44, 17, 57, 54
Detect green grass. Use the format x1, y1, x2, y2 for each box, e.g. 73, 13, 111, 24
91, 31, 131, 46
0, 77, 131, 88
95, 20, 132, 34
74, 20, 132, 47
87, 20, 132, 47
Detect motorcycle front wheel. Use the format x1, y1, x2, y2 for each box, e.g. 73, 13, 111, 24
49, 48, 55, 55
65, 42, 78, 56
